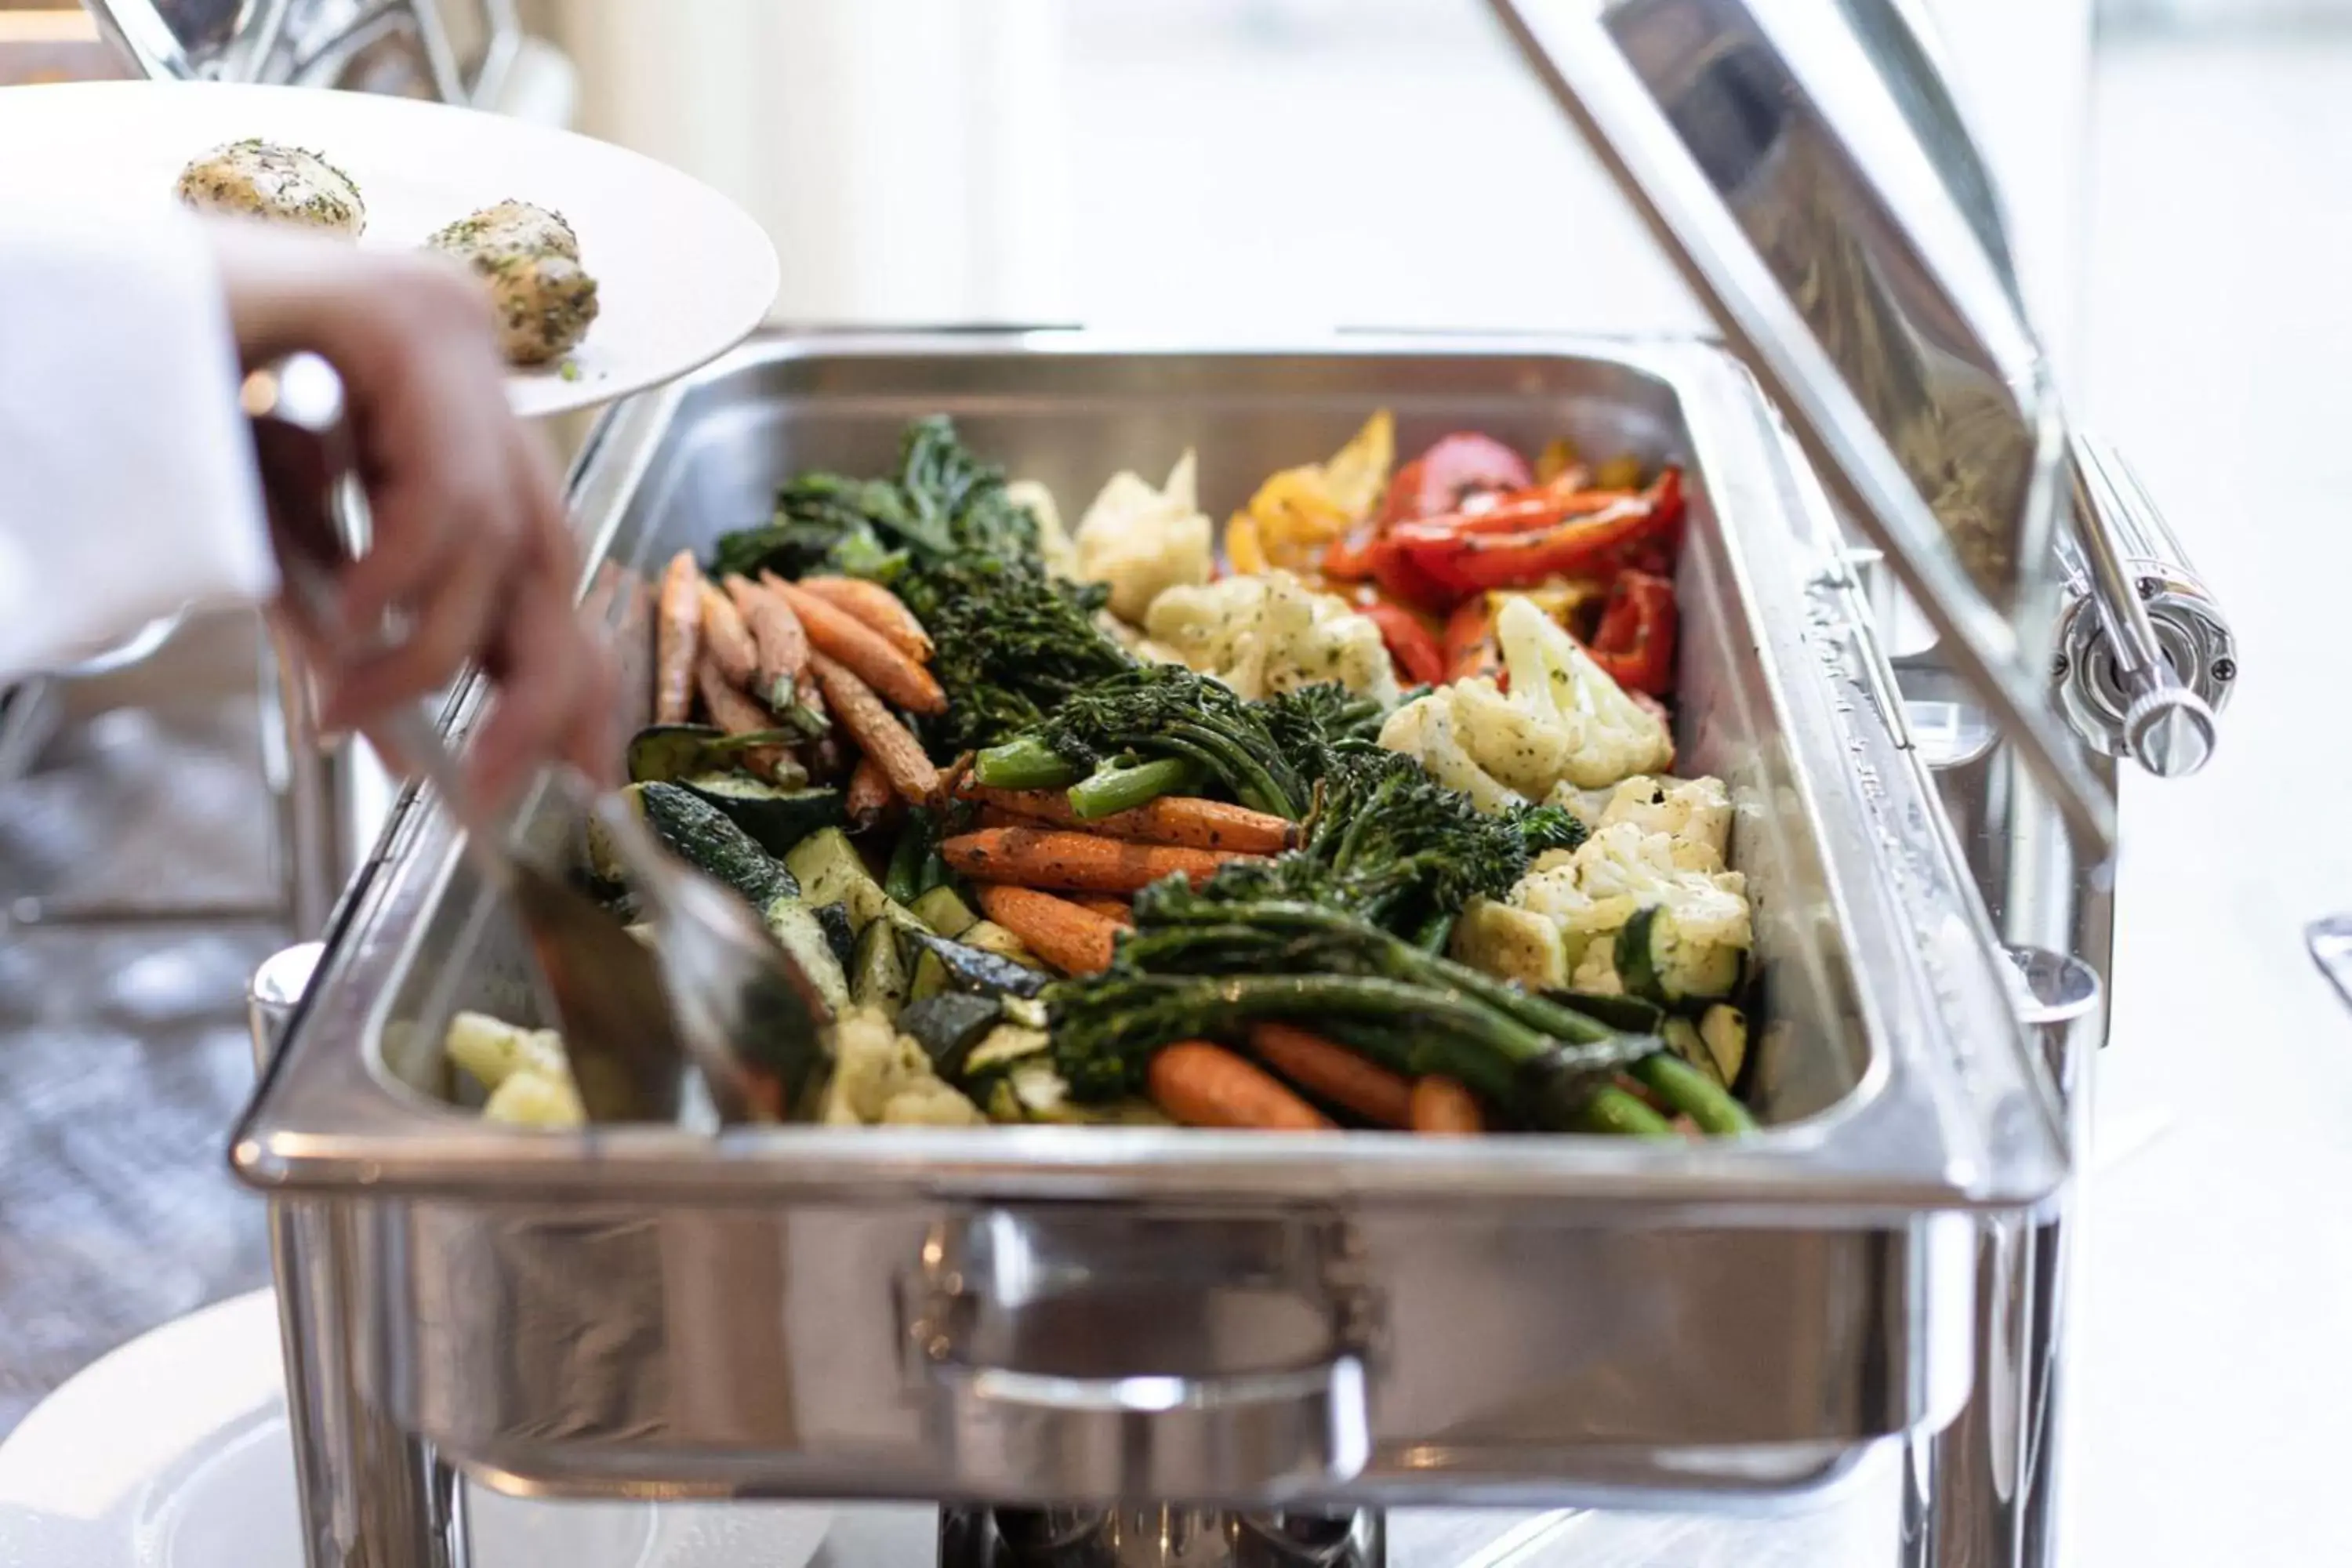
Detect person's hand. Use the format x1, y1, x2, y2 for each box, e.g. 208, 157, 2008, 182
205, 219, 616, 807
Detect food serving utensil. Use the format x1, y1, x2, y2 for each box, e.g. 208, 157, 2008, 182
240, 352, 823, 1126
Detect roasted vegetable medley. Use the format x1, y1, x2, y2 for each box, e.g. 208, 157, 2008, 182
448, 416, 1757, 1138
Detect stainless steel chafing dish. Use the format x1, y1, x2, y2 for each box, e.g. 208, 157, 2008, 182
224, 2, 2233, 1566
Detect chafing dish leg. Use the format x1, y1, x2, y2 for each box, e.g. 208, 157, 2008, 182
939, 1506, 1383, 1567
252, 945, 471, 1568
1904, 949, 2102, 1568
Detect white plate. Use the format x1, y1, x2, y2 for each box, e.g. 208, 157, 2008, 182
0, 1291, 831, 1568
0, 82, 779, 419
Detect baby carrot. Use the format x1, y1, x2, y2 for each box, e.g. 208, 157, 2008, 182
1249, 1022, 1413, 1128
972, 884, 1123, 975
807, 651, 939, 804
1149, 1040, 1334, 1132
1066, 895, 1136, 927
845, 755, 893, 830
1410, 1076, 1486, 1136
699, 581, 758, 689
767, 575, 946, 716
724, 574, 810, 707
695, 656, 793, 784
654, 550, 702, 724
939, 828, 1261, 895
793, 575, 935, 662
956, 783, 1297, 855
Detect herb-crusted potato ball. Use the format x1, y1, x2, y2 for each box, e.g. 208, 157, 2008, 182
176, 140, 365, 235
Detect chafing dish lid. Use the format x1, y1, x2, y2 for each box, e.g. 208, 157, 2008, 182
1488, 0, 2114, 855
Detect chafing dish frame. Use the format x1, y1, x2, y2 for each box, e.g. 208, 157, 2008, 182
234, 328, 2067, 1517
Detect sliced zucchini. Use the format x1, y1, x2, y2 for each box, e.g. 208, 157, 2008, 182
908, 886, 979, 940
638, 781, 798, 907
957, 920, 1040, 968
626, 724, 804, 786
909, 948, 951, 1006
962, 1023, 1054, 1080
759, 898, 852, 1014
899, 992, 1004, 1076
813, 902, 858, 971
1614, 903, 1742, 1007
679, 774, 840, 858
582, 782, 645, 885
851, 920, 912, 1018
903, 930, 1051, 1000
1698, 1003, 1749, 1089
1661, 1017, 1725, 1087
785, 827, 892, 931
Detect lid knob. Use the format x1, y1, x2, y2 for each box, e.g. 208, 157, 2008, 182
2121, 682, 2216, 779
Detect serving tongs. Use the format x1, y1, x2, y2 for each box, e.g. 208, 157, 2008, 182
241, 353, 827, 1127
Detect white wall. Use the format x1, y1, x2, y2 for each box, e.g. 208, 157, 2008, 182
548, 0, 2091, 366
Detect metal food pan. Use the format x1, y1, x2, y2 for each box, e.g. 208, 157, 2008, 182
234, 331, 2060, 1510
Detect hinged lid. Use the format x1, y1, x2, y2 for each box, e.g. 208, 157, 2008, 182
1489, 0, 2115, 855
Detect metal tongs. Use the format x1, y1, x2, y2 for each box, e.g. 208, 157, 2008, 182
241, 354, 826, 1126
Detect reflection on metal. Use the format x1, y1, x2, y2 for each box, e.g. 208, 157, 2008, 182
2053, 435, 2234, 775
1902, 947, 2100, 1568
85, 0, 521, 106
249, 943, 470, 1568
941, 1506, 1382, 1568
1487, 0, 2116, 855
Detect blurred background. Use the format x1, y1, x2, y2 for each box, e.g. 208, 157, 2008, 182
2, 2, 2347, 1565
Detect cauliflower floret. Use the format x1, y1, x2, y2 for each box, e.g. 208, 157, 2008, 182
820, 1005, 985, 1127
1508, 858, 1639, 968
1144, 570, 1401, 707
1007, 479, 1079, 581
1095, 609, 1189, 667
1376, 595, 1672, 812
1073, 452, 1215, 623
1490, 821, 1751, 1001
1592, 775, 1733, 872
1493, 597, 1674, 788
1376, 681, 1526, 814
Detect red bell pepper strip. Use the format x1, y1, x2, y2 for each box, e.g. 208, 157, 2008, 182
1360, 601, 1446, 687
1583, 569, 1677, 696
1389, 468, 1686, 596
1442, 597, 1507, 686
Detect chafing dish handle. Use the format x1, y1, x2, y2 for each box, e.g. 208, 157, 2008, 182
2057, 435, 2228, 777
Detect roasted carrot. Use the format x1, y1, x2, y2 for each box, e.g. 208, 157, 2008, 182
724, 574, 810, 706
845, 756, 893, 829
794, 575, 935, 662
955, 783, 1297, 855
1149, 1041, 1335, 1131
699, 582, 759, 688
972, 884, 1123, 975
1067, 895, 1136, 927
807, 651, 939, 804
695, 656, 793, 783
975, 805, 1029, 832
939, 828, 1261, 895
655, 550, 703, 725
1410, 1076, 1486, 1136
1249, 1022, 1413, 1128
768, 576, 946, 717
